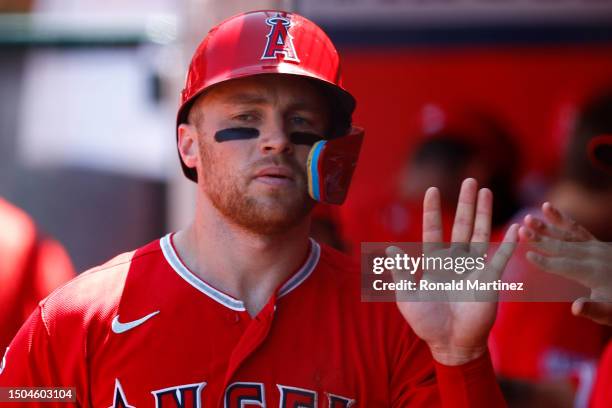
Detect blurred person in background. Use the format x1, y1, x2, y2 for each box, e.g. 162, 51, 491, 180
490, 88, 612, 408
520, 202, 612, 407
522, 202, 612, 327
341, 104, 521, 254
519, 134, 612, 408
0, 0, 76, 344
543, 89, 612, 242
0, 197, 74, 353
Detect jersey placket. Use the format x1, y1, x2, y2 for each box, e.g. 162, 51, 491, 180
219, 294, 278, 407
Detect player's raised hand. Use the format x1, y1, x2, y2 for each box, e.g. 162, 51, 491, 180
521, 202, 612, 326
392, 178, 518, 366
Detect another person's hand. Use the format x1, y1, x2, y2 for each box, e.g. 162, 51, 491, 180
520, 202, 612, 326
392, 178, 518, 365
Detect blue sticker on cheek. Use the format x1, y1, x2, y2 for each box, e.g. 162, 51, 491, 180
214, 127, 259, 142
290, 132, 324, 146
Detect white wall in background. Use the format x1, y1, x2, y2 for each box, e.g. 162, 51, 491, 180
17, 48, 176, 180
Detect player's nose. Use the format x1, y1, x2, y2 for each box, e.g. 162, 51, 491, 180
258, 117, 294, 155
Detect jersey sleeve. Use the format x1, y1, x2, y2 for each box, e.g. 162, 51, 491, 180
389, 329, 439, 406
388, 312, 506, 407
0, 305, 87, 407
31, 237, 75, 312
433, 350, 506, 407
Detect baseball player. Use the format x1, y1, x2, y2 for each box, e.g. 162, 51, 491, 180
0, 197, 74, 353
520, 133, 612, 407
0, 10, 518, 407
520, 202, 612, 408
521, 202, 612, 326
509, 91, 612, 407
523, 96, 612, 296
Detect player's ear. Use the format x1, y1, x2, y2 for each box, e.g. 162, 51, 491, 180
177, 123, 199, 170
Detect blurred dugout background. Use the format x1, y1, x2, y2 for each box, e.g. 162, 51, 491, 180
2, 1, 612, 407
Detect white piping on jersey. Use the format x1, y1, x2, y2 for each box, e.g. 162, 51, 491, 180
278, 240, 320, 297
160, 234, 320, 311
160, 234, 245, 311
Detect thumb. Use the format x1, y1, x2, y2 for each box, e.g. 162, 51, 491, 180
572, 298, 612, 326
385, 246, 412, 284
385, 246, 418, 302
385, 246, 403, 282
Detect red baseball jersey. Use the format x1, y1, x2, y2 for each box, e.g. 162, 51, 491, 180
0, 235, 504, 407
590, 341, 612, 408
0, 198, 74, 353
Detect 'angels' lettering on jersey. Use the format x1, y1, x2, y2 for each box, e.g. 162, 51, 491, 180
111, 379, 354, 408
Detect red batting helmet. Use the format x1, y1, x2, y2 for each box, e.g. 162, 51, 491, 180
177, 10, 356, 182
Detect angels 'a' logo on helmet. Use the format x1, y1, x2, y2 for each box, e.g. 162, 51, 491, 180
261, 13, 300, 63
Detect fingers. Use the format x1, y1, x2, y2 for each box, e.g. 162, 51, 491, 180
572, 298, 612, 326
522, 203, 593, 242
541, 202, 593, 241
470, 188, 493, 255
487, 223, 519, 280
523, 214, 573, 241
423, 187, 444, 253
525, 251, 598, 287
451, 178, 478, 245
424, 179, 492, 255
519, 225, 593, 258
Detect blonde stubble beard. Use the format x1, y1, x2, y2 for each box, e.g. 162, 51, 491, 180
197, 138, 314, 236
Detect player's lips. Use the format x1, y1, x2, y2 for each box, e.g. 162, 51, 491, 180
253, 166, 295, 186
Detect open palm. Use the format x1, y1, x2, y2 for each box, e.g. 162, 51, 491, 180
392, 178, 518, 365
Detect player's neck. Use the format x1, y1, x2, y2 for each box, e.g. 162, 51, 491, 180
172, 201, 312, 317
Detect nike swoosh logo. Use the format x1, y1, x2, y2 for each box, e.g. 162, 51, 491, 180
111, 311, 160, 334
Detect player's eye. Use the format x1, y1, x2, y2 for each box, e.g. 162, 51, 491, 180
289, 116, 311, 126
233, 113, 259, 123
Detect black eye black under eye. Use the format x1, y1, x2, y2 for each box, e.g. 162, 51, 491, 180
213, 128, 324, 145
290, 132, 324, 146
214, 127, 259, 142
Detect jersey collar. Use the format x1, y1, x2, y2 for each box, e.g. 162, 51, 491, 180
160, 233, 320, 311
